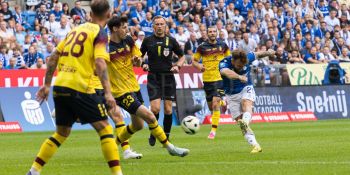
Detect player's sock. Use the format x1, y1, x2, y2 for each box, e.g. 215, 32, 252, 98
163, 113, 172, 139
115, 122, 130, 151
116, 123, 137, 145
99, 125, 122, 174
211, 110, 220, 132
31, 132, 67, 172
148, 120, 169, 146
149, 113, 159, 140
242, 112, 252, 125
244, 132, 259, 146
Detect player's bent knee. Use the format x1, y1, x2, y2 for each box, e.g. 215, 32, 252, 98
56, 125, 72, 137
91, 120, 109, 132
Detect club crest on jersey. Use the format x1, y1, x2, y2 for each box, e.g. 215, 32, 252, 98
163, 47, 170, 57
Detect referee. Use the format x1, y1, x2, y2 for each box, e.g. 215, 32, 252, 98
141, 15, 185, 146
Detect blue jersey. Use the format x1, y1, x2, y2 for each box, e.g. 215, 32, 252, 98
219, 52, 255, 95
140, 20, 153, 37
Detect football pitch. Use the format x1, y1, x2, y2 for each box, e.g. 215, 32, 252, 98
1, 119, 350, 175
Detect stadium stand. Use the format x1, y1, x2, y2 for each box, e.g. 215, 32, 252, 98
0, 0, 349, 86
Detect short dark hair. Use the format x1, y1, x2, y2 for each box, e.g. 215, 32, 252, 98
107, 16, 128, 30
90, 0, 110, 18
232, 49, 248, 65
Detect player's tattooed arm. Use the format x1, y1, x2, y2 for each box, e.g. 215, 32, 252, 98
44, 50, 60, 87
255, 49, 276, 59
95, 58, 117, 109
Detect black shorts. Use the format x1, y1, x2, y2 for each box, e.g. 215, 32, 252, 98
53, 86, 108, 126
116, 91, 143, 115
203, 81, 224, 102
147, 72, 176, 101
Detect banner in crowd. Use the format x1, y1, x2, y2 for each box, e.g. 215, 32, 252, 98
0, 67, 203, 89
176, 85, 349, 123
0, 85, 172, 132
286, 63, 350, 86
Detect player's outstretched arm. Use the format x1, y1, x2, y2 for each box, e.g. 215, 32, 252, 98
220, 68, 247, 83
255, 49, 276, 59
36, 50, 60, 103
95, 58, 116, 109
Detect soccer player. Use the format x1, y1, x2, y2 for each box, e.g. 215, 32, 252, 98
107, 16, 189, 157
26, 1, 123, 175
191, 26, 232, 139
141, 16, 185, 146
219, 49, 275, 153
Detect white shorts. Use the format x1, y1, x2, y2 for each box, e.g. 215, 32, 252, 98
226, 85, 255, 119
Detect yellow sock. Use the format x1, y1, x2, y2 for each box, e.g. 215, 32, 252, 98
115, 122, 130, 151
211, 110, 220, 132
99, 125, 122, 174
116, 123, 137, 145
148, 120, 169, 146
32, 132, 67, 172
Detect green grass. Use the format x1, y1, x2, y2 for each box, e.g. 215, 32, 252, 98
1, 119, 350, 175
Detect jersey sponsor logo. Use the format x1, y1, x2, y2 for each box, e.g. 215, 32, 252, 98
163, 47, 170, 57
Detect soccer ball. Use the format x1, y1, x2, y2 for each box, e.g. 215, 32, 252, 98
181, 116, 200, 135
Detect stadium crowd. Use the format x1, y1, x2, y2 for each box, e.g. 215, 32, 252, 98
0, 0, 349, 70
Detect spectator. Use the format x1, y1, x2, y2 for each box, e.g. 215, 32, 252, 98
41, 0, 52, 11
30, 57, 46, 69
338, 48, 350, 62
155, 1, 171, 21
325, 10, 340, 31
289, 49, 305, 64
296, 0, 310, 17
318, 0, 330, 17
249, 24, 260, 44
53, 17, 70, 43
232, 8, 244, 31
62, 3, 71, 20
70, 1, 86, 23
130, 2, 145, 27
23, 5, 37, 31
338, 4, 350, 21
0, 21, 14, 41
184, 32, 198, 64
42, 42, 54, 59
43, 13, 59, 34
0, 44, 9, 67
255, 2, 265, 21
202, 8, 214, 27
139, 11, 153, 37
178, 1, 191, 21
208, 0, 218, 19
190, 2, 204, 21
239, 32, 257, 53
5, 57, 17, 70
14, 5, 25, 25
15, 23, 26, 45
261, 27, 277, 45
0, 2, 13, 22
273, 47, 289, 64
36, 4, 49, 26
52, 0, 62, 11
24, 45, 43, 68
135, 31, 145, 49
0, 60, 3, 70
12, 46, 25, 68
323, 46, 336, 61
197, 29, 208, 45
114, 0, 129, 16
50, 3, 63, 22
304, 46, 327, 63
226, 30, 236, 51
174, 26, 188, 50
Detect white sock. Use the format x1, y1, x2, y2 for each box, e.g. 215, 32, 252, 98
242, 112, 252, 124
166, 143, 175, 150
244, 133, 258, 146
29, 167, 40, 175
